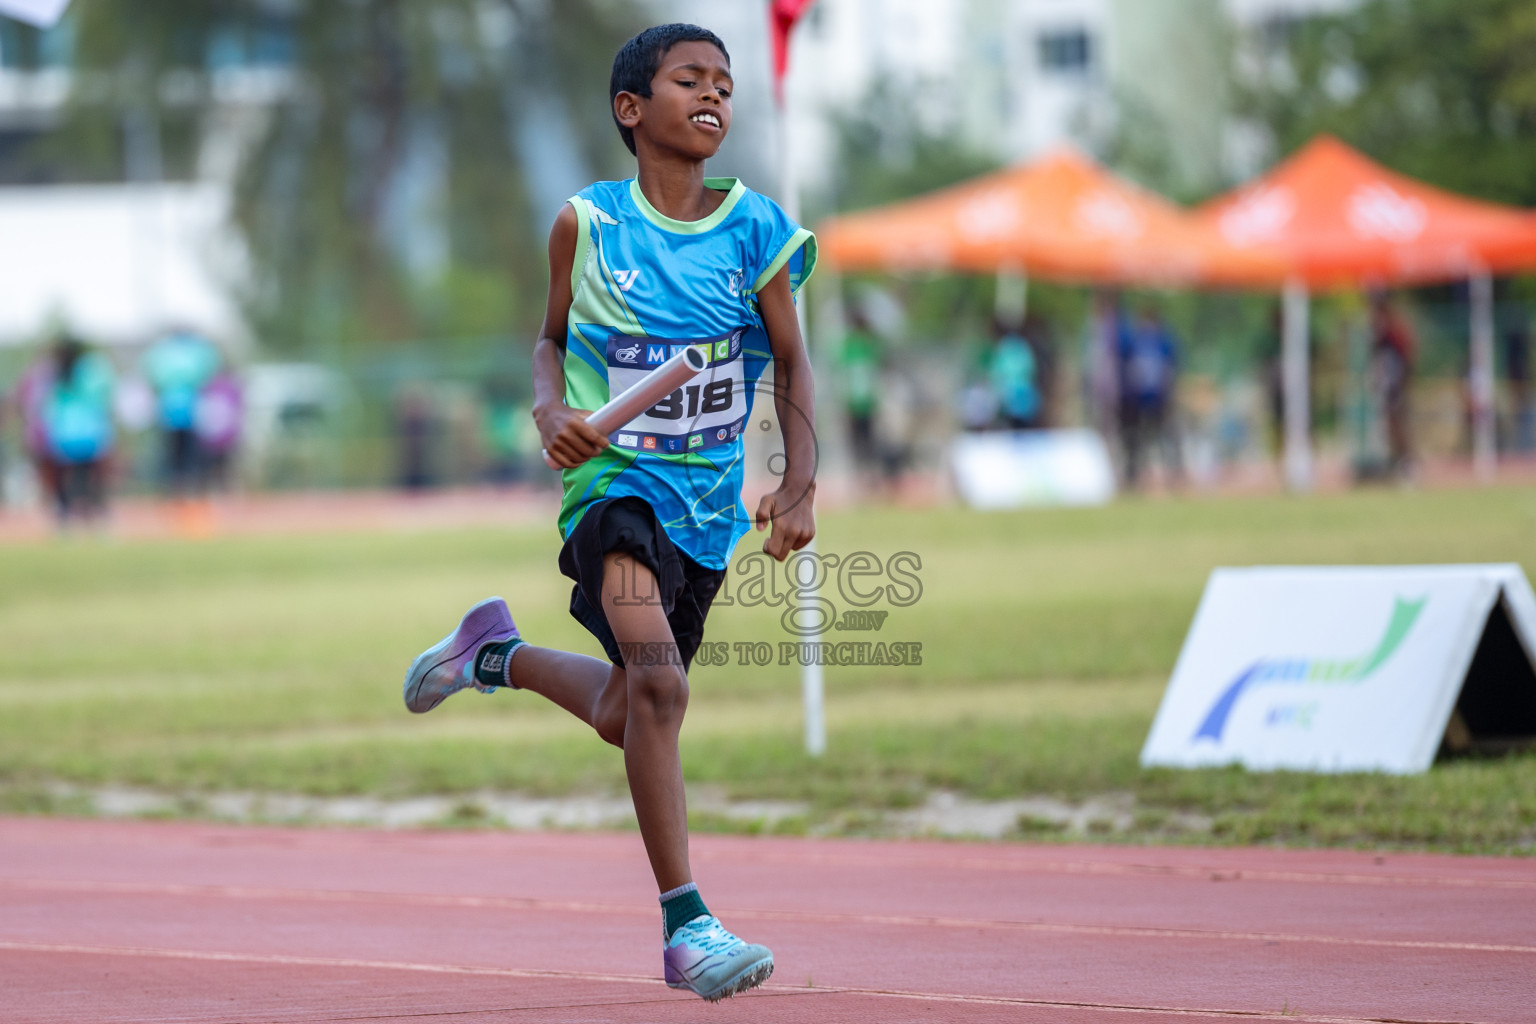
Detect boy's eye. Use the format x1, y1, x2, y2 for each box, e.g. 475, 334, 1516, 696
718, 88, 731, 98
678, 79, 695, 88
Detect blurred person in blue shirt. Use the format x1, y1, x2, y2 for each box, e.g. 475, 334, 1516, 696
988, 317, 1040, 430
142, 328, 220, 496
1117, 304, 1182, 489
42, 334, 116, 525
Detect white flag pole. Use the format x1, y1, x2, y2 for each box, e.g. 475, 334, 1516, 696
1282, 277, 1313, 492
1469, 269, 1497, 482
774, 8, 825, 757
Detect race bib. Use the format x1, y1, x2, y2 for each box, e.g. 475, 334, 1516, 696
605, 328, 748, 454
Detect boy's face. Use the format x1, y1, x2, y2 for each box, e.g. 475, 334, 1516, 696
618, 41, 733, 160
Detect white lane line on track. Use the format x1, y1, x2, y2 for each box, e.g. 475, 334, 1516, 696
0, 940, 1470, 1024
4, 877, 1534, 956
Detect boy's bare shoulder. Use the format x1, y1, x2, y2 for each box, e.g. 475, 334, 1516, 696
547, 204, 579, 275
550, 203, 578, 243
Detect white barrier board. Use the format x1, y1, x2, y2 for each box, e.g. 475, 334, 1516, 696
950, 429, 1115, 509
1140, 565, 1536, 774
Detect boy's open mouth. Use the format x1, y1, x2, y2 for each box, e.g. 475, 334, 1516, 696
690, 112, 721, 130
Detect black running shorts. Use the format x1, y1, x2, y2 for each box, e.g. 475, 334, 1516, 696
558, 496, 725, 671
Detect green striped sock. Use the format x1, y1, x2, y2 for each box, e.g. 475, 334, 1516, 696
660, 882, 709, 940
474, 637, 525, 689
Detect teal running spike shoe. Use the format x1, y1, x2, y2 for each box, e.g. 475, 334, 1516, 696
663, 915, 774, 1002
403, 597, 517, 714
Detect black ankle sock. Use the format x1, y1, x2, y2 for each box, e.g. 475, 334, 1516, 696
659, 882, 709, 941
474, 638, 525, 689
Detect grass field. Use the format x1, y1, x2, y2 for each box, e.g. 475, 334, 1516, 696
3, 486, 1535, 853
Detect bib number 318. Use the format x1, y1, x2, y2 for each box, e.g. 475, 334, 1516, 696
648, 379, 734, 420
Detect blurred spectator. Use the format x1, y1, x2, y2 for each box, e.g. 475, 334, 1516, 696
1022, 311, 1058, 427
958, 331, 999, 433
1262, 302, 1285, 460
988, 318, 1040, 430
142, 328, 221, 496
11, 345, 58, 508
838, 310, 882, 482
1084, 292, 1122, 450
873, 355, 918, 492
1117, 304, 1182, 490
195, 366, 244, 491
480, 376, 526, 487
42, 334, 116, 526
1505, 323, 1532, 455
1369, 292, 1416, 477
395, 386, 438, 491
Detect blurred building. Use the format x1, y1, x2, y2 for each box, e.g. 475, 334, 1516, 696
0, 11, 288, 346
782, 0, 1359, 201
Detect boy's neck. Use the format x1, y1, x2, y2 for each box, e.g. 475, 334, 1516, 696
634, 153, 727, 223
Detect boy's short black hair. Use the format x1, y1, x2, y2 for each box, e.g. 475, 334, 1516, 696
610, 23, 730, 156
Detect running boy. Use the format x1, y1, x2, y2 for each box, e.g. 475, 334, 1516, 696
402, 24, 816, 1003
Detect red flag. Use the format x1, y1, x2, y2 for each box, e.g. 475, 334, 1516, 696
770, 0, 816, 101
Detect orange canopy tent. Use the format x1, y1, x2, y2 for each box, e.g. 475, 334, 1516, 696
818, 147, 1284, 287
1195, 136, 1536, 485
1197, 135, 1536, 289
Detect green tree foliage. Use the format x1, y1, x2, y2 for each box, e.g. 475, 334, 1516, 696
56, 0, 643, 352
821, 73, 999, 219
1238, 0, 1536, 205
820, 74, 1006, 348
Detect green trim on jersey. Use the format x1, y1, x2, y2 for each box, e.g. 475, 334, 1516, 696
568, 196, 592, 296
589, 207, 644, 333
753, 227, 819, 295
628, 177, 746, 235
564, 195, 641, 415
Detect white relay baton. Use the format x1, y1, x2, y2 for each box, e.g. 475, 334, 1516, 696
542, 344, 710, 469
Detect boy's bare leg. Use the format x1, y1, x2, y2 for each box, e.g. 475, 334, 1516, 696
599, 551, 692, 893
509, 648, 630, 748
499, 555, 687, 890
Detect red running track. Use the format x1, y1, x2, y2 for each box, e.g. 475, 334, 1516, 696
2, 817, 1532, 1023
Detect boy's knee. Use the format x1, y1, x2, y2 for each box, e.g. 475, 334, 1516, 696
595, 712, 627, 748
626, 662, 688, 718
593, 669, 628, 747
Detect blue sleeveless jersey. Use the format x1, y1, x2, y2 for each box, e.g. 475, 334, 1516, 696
558, 178, 816, 570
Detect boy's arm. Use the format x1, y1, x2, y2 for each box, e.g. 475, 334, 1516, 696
754, 264, 816, 561
532, 204, 608, 468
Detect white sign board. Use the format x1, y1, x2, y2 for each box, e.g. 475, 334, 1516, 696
950, 429, 1115, 509
0, 0, 71, 28
1140, 565, 1536, 774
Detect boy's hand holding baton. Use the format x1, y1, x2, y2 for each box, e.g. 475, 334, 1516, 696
538, 345, 709, 469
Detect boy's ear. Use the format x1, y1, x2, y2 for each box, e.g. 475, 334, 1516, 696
614, 91, 642, 131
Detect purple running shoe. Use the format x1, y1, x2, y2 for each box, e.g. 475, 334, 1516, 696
403, 597, 518, 714
664, 915, 774, 1002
